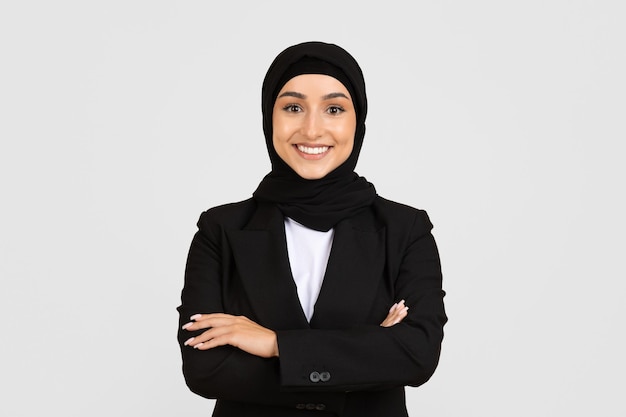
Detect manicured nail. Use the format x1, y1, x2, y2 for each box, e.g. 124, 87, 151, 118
399, 299, 405, 305
389, 303, 398, 313
184, 337, 194, 346
190, 314, 201, 321
194, 342, 204, 349
182, 322, 193, 330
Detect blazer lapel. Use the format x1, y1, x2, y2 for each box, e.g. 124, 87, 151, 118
226, 203, 309, 330
310, 215, 386, 328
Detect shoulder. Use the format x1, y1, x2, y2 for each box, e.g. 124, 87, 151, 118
196, 198, 257, 231
372, 196, 433, 231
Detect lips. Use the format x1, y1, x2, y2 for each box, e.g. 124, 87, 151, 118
296, 145, 330, 155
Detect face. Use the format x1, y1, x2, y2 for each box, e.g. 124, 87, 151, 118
272, 74, 356, 180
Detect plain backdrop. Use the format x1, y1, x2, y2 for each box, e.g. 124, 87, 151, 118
1, 1, 625, 416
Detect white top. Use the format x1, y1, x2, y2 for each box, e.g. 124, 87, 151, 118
284, 217, 334, 322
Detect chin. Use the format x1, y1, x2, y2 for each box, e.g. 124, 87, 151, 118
295, 169, 328, 180
299, 174, 325, 180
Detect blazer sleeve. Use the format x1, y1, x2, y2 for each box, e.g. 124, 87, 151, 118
176, 211, 347, 412
276, 209, 447, 391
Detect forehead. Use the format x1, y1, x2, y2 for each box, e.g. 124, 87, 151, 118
278, 74, 350, 95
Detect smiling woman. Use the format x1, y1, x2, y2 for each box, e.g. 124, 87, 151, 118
176, 41, 447, 417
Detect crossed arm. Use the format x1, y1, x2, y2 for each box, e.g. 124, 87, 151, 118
181, 299, 409, 358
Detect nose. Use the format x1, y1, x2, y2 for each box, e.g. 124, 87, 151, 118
301, 110, 324, 140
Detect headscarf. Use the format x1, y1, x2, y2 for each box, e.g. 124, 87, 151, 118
253, 41, 377, 231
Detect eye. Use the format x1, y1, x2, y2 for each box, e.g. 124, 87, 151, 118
282, 104, 302, 113
327, 105, 345, 115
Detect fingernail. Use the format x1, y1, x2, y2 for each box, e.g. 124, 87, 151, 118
184, 337, 194, 346
194, 342, 204, 349
182, 322, 193, 330
389, 303, 397, 313
399, 299, 405, 305
190, 314, 201, 321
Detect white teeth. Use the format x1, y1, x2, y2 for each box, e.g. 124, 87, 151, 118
297, 145, 329, 155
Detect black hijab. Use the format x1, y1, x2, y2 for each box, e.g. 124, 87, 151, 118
253, 41, 377, 232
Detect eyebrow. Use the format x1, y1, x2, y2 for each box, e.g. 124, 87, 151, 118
322, 92, 350, 100
277, 91, 350, 101
278, 91, 306, 99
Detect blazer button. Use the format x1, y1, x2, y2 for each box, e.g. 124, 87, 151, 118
295, 403, 305, 410
305, 403, 316, 410
320, 371, 331, 382
309, 371, 321, 382
316, 404, 326, 410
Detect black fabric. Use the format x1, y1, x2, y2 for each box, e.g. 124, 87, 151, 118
252, 41, 377, 232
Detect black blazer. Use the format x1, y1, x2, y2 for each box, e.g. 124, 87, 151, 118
177, 196, 447, 417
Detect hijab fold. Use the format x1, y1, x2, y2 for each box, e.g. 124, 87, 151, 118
253, 41, 376, 232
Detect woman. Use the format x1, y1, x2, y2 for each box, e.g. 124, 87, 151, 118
177, 41, 447, 417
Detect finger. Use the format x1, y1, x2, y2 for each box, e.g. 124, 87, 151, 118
192, 313, 240, 321
395, 305, 408, 317
381, 313, 397, 327
393, 301, 406, 317
382, 303, 409, 327
182, 320, 212, 331
390, 299, 406, 312
194, 333, 231, 350
393, 306, 409, 324
182, 313, 241, 331
184, 325, 231, 348
183, 336, 205, 348
181, 313, 212, 331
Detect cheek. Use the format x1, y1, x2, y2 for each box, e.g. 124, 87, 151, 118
272, 135, 288, 161
336, 123, 356, 163
342, 140, 355, 162
338, 112, 357, 139
337, 120, 357, 147
272, 112, 292, 142
271, 117, 293, 160
340, 128, 355, 145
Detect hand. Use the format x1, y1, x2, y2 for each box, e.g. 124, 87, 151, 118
182, 313, 279, 358
380, 300, 408, 327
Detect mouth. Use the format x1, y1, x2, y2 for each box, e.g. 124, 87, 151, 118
295, 144, 331, 156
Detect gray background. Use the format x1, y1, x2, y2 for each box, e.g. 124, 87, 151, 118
1, 1, 625, 416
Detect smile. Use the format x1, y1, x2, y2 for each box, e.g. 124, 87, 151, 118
296, 145, 330, 155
